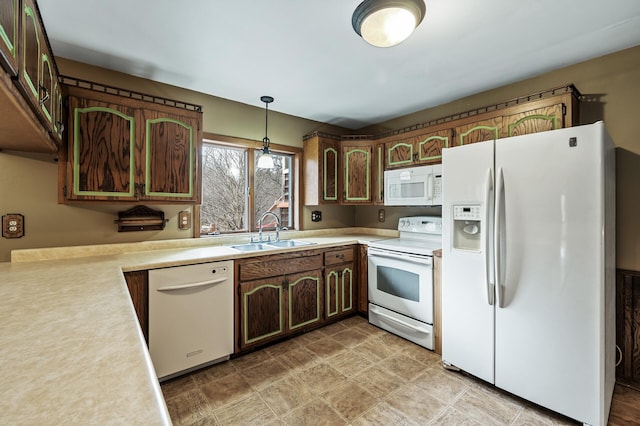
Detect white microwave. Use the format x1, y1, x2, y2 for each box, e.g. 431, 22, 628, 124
384, 165, 442, 206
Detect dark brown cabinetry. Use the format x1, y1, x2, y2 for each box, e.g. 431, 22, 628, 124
357, 244, 368, 314
236, 251, 323, 351
0, 0, 62, 153
324, 247, 355, 320
303, 133, 341, 205
616, 269, 640, 391
124, 270, 149, 344
385, 126, 452, 169
59, 84, 202, 203
341, 141, 373, 204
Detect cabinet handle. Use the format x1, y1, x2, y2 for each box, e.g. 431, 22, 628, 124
56, 121, 65, 134
39, 86, 50, 105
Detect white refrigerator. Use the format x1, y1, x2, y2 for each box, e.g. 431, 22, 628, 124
441, 122, 616, 426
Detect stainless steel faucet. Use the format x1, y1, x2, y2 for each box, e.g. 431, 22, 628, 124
258, 211, 281, 243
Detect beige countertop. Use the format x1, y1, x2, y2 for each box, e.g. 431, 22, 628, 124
0, 228, 396, 424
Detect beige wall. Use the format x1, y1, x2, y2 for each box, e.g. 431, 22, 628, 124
1, 47, 639, 268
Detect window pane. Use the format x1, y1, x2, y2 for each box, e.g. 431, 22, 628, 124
201, 143, 247, 233
254, 152, 292, 230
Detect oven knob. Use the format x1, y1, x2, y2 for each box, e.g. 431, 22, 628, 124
399, 219, 406, 228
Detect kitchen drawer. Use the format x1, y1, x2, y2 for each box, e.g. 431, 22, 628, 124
238, 253, 323, 282
324, 247, 354, 266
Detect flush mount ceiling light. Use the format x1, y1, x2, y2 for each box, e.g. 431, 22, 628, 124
257, 95, 275, 169
352, 0, 426, 48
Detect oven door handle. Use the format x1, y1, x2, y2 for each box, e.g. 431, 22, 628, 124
368, 248, 432, 266
370, 306, 431, 335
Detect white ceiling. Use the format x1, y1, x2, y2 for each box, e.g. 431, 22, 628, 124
38, 0, 640, 130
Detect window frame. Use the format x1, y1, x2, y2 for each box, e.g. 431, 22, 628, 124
195, 132, 302, 238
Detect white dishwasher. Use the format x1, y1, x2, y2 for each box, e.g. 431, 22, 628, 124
148, 260, 234, 381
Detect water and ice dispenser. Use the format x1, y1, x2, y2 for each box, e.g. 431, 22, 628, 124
452, 205, 482, 251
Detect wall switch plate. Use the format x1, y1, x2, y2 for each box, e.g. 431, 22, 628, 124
178, 211, 191, 230
378, 209, 385, 222
311, 210, 322, 222
2, 214, 25, 238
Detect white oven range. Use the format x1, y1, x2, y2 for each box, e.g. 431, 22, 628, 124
367, 216, 442, 350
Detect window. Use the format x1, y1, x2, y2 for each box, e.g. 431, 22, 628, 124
199, 137, 298, 236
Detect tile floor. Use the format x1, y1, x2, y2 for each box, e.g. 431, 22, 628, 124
160, 316, 615, 425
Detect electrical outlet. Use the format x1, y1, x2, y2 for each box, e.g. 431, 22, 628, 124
378, 209, 385, 222
2, 214, 25, 239
178, 211, 191, 230
311, 210, 322, 222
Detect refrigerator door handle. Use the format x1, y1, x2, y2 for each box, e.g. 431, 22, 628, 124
495, 167, 505, 308
484, 167, 495, 306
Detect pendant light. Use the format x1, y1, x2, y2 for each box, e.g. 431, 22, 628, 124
257, 95, 275, 169
352, 0, 426, 48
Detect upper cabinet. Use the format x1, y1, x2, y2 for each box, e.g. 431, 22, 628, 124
303, 133, 341, 205
59, 82, 202, 204
385, 125, 453, 169
0, 0, 61, 153
0, 0, 19, 76
341, 140, 372, 204
454, 117, 501, 146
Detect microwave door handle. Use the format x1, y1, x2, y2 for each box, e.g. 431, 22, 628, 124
369, 249, 432, 266
427, 173, 433, 201
484, 167, 495, 306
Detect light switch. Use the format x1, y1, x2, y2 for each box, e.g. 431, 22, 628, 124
2, 214, 24, 239
178, 211, 191, 230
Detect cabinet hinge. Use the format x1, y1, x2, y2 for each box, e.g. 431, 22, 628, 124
62, 185, 67, 197
562, 104, 567, 116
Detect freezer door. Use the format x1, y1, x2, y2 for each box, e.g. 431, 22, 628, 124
442, 140, 496, 384
494, 124, 608, 424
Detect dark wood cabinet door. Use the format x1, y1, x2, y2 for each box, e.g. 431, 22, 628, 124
53, 82, 64, 141
616, 270, 640, 391
66, 95, 137, 200
502, 103, 564, 138
357, 245, 368, 314
416, 128, 451, 164
124, 270, 149, 344
39, 46, 54, 126
18, 0, 40, 109
141, 109, 201, 203
373, 142, 384, 204
325, 263, 354, 320
385, 139, 414, 169
325, 266, 340, 320
287, 270, 322, 331
239, 278, 286, 349
342, 143, 372, 204
0, 0, 19, 75
321, 140, 339, 202
455, 117, 501, 146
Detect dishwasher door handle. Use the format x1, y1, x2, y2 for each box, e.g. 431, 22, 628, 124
156, 277, 228, 292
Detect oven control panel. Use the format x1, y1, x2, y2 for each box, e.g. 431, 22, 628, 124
398, 216, 442, 234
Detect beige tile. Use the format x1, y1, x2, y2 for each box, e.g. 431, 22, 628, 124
259, 376, 315, 417
282, 398, 346, 426
304, 336, 346, 358
327, 349, 373, 377
200, 372, 253, 410
353, 337, 398, 362
239, 358, 290, 390
192, 361, 238, 387
187, 416, 220, 426
429, 407, 482, 425
330, 328, 369, 348
351, 401, 415, 426
399, 342, 442, 366
377, 330, 412, 349
231, 348, 274, 369
214, 392, 278, 425
162, 374, 198, 401
384, 382, 447, 424
263, 337, 301, 358
164, 389, 214, 426
413, 366, 470, 403
452, 386, 523, 425
352, 365, 403, 399
296, 327, 328, 344
514, 404, 578, 425
322, 380, 378, 422
274, 346, 319, 371
378, 353, 430, 381
296, 363, 348, 395
318, 321, 349, 336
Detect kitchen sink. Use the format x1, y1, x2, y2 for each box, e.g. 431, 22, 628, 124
228, 240, 316, 252
229, 243, 272, 252
266, 240, 315, 248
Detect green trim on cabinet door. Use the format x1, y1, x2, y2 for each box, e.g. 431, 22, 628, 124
289, 275, 321, 330
40, 53, 53, 121
341, 267, 353, 312
387, 142, 413, 167
344, 148, 370, 201
145, 117, 194, 198
507, 114, 558, 137
458, 125, 498, 146
0, 0, 18, 57
417, 135, 448, 162
323, 146, 338, 201
73, 107, 136, 197
244, 283, 283, 344
377, 145, 383, 202
326, 270, 339, 317
22, 5, 40, 99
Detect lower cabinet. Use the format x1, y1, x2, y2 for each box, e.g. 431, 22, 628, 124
616, 269, 640, 391
123, 270, 149, 344
324, 247, 355, 321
